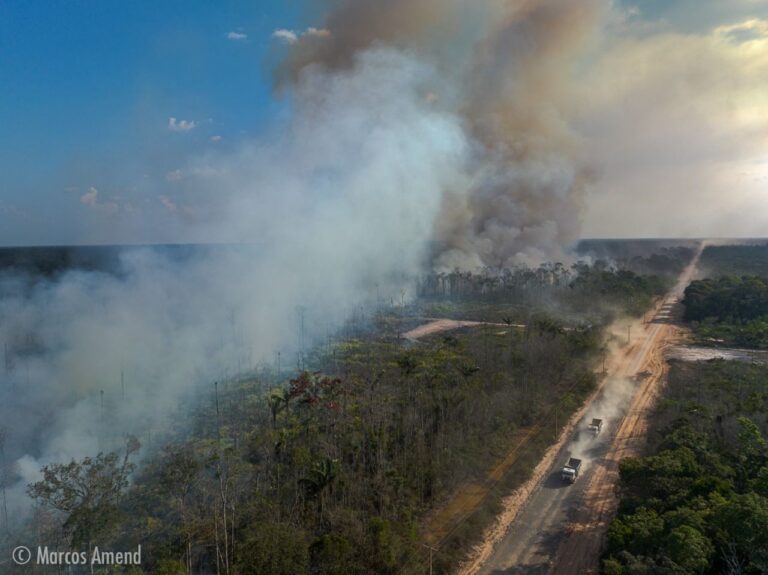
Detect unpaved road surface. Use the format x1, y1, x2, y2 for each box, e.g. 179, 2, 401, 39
474, 247, 702, 575
403, 319, 520, 341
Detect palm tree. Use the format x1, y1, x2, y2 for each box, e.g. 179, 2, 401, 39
268, 388, 289, 429
300, 458, 339, 519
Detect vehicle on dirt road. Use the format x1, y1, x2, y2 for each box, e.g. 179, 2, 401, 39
588, 418, 603, 435
561, 457, 582, 484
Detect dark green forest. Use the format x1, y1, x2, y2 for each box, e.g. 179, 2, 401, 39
699, 244, 768, 278
419, 263, 674, 321
683, 276, 768, 348
603, 360, 768, 574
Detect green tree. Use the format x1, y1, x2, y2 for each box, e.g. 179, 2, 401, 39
268, 388, 290, 428
736, 417, 767, 480
602, 557, 623, 575
312, 533, 356, 575
664, 525, 713, 573
366, 518, 402, 574
27, 437, 140, 549
753, 466, 768, 496
153, 559, 186, 574
236, 522, 309, 575
717, 492, 768, 572
299, 457, 339, 518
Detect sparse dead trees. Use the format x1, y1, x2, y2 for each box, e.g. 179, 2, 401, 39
208, 436, 249, 575
214, 456, 232, 575
159, 446, 202, 574
0, 427, 8, 555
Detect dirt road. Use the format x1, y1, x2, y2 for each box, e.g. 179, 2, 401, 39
473, 247, 702, 575
403, 319, 521, 341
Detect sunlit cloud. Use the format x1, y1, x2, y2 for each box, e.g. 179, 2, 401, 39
227, 31, 248, 42
0, 202, 22, 217
79, 187, 99, 207
272, 27, 332, 45
79, 187, 134, 215
165, 169, 184, 182
272, 29, 298, 44
581, 16, 768, 238
159, 195, 178, 212
168, 117, 197, 132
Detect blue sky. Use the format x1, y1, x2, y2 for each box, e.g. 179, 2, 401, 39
1, 1, 767, 245
0, 1, 312, 245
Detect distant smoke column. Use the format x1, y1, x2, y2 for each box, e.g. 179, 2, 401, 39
277, 0, 607, 269
439, 0, 602, 269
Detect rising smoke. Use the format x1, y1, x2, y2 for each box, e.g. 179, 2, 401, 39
1, 0, 612, 518
279, 0, 607, 269
0, 46, 466, 517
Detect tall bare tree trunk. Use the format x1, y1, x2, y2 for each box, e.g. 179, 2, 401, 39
214, 508, 221, 575
0, 428, 9, 559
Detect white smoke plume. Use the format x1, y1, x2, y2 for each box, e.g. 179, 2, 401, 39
0, 48, 467, 516
1, 0, 622, 520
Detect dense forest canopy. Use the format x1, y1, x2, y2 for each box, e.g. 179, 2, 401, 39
683, 276, 768, 324
418, 258, 683, 320
604, 360, 768, 575
699, 243, 768, 278
683, 276, 768, 349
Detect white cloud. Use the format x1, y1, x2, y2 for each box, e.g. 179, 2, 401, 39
209, 135, 223, 143
715, 18, 768, 41
79, 186, 133, 215
159, 195, 198, 219
227, 31, 248, 42
305, 27, 332, 39
0, 202, 22, 217
272, 29, 298, 44
190, 165, 223, 178
165, 170, 184, 182
168, 117, 197, 132
80, 187, 99, 207
272, 27, 332, 45
159, 196, 178, 213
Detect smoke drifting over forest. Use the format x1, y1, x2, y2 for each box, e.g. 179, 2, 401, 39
0, 45, 467, 516
5, 0, 757, 521
0, 0, 613, 517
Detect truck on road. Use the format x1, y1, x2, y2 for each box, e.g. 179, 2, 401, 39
588, 418, 603, 436
561, 458, 582, 484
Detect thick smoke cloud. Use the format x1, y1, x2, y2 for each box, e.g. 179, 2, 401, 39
2, 0, 617, 517
279, 0, 608, 269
